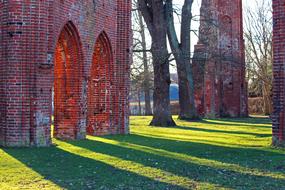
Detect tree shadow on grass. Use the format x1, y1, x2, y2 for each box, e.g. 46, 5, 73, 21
168, 125, 272, 137
66, 137, 285, 190
223, 116, 272, 124
3, 134, 285, 189
104, 134, 285, 174
197, 119, 272, 128
3, 146, 186, 190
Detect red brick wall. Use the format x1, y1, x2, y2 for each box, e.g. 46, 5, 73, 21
272, 0, 285, 146
117, 0, 132, 134
193, 0, 248, 118
0, 1, 5, 145
0, 0, 131, 147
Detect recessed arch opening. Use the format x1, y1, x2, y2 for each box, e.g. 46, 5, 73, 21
87, 32, 114, 135
53, 21, 83, 139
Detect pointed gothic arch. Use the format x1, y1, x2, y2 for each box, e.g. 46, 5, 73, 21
53, 21, 84, 139
87, 32, 114, 135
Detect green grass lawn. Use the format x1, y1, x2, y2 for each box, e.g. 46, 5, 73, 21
0, 116, 284, 190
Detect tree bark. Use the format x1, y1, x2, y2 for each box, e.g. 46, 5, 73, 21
138, 89, 142, 115
150, 38, 175, 126
262, 83, 272, 115
165, 0, 199, 120
138, 0, 176, 126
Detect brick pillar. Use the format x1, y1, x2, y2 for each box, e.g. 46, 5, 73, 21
0, 1, 32, 146
217, 0, 248, 117
27, 1, 54, 147
116, 0, 132, 134
0, 1, 6, 146
0, 1, 53, 147
272, 0, 285, 146
193, 0, 248, 118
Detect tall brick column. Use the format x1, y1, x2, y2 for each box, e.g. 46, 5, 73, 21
0, 1, 52, 146
116, 0, 132, 134
0, 1, 5, 146
193, 0, 248, 118
272, 0, 285, 146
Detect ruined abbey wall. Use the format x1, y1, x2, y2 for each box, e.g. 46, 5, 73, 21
193, 0, 248, 118
0, 0, 131, 147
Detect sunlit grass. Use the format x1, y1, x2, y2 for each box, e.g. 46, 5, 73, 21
0, 116, 284, 189
90, 136, 285, 180
131, 116, 273, 148
0, 150, 60, 190
56, 140, 219, 189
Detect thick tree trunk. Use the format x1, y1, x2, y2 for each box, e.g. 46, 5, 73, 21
138, 0, 176, 126
166, 0, 199, 120
150, 35, 176, 126
138, 11, 152, 115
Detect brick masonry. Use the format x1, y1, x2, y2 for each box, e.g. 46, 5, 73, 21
0, 0, 131, 147
193, 0, 248, 118
272, 0, 285, 146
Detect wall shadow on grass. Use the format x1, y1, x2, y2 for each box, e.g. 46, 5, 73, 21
66, 136, 285, 190
3, 133, 285, 189
3, 146, 186, 190
3, 114, 284, 190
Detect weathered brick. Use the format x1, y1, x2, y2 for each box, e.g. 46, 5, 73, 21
193, 0, 248, 118
272, 0, 285, 146
0, 0, 131, 147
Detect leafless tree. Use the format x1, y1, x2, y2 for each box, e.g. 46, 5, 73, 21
131, 0, 153, 116
244, 0, 273, 115
138, 0, 176, 126
166, 0, 200, 120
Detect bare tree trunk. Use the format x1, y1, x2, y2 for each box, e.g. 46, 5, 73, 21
150, 38, 175, 126
166, 0, 199, 120
176, 57, 198, 120
262, 84, 272, 115
138, 10, 152, 115
137, 89, 142, 115
138, 0, 176, 126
